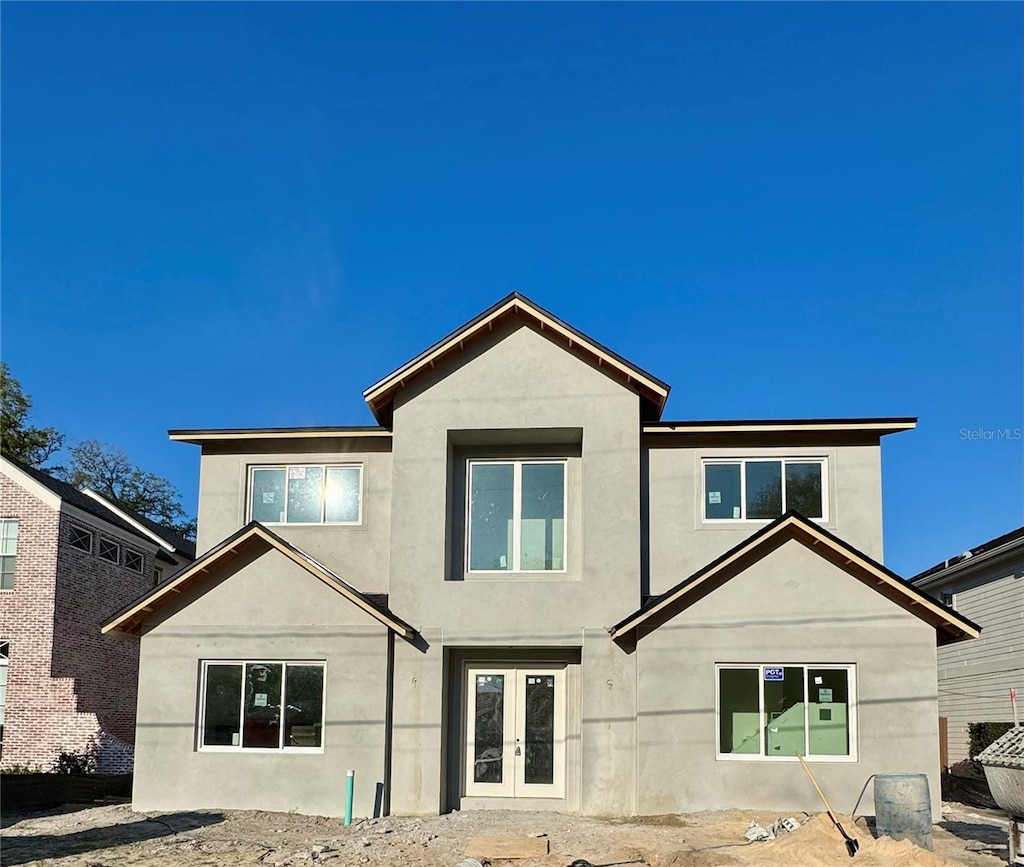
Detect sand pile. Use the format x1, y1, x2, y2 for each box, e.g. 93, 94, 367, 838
743, 814, 963, 867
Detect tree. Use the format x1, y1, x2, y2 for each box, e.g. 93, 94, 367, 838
59, 440, 196, 541
0, 362, 65, 468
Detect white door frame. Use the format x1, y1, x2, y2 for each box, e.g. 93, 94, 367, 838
462, 662, 566, 800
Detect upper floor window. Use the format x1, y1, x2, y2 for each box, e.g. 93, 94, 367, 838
467, 459, 566, 573
0, 520, 17, 590
69, 525, 93, 553
704, 458, 827, 522
249, 465, 362, 525
98, 538, 121, 564
124, 549, 145, 574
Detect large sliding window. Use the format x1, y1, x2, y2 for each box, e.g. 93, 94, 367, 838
467, 460, 566, 573
704, 458, 827, 522
199, 660, 325, 751
249, 465, 362, 525
717, 664, 855, 761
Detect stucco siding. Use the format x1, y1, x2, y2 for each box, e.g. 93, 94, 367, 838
132, 547, 390, 818
636, 539, 941, 819
645, 444, 883, 596
195, 447, 393, 594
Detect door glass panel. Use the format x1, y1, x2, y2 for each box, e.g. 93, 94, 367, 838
474, 674, 505, 783
242, 663, 282, 748
746, 461, 783, 519
763, 666, 805, 757
469, 464, 514, 570
521, 464, 565, 571
523, 675, 555, 784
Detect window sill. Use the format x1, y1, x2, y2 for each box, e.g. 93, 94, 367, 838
716, 754, 857, 763
198, 747, 325, 755
700, 517, 831, 529
463, 572, 578, 582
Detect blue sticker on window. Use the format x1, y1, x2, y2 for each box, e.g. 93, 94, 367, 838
764, 667, 785, 681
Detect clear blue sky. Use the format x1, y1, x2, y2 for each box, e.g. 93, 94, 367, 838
2, 3, 1021, 575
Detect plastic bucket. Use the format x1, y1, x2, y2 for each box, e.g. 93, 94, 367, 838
873, 773, 933, 850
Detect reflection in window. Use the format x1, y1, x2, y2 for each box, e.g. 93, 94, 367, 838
248, 465, 362, 524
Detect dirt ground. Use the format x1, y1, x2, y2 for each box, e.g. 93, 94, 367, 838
0, 800, 1012, 867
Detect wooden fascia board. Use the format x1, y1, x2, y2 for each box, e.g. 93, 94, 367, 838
611, 517, 980, 641
642, 421, 917, 435
362, 298, 669, 411
168, 429, 392, 443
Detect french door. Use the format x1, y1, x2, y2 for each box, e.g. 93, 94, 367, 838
464, 663, 566, 799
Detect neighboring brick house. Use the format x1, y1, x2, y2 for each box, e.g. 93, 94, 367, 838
0, 456, 194, 772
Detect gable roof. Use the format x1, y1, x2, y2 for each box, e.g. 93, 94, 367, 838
101, 521, 417, 639
2, 456, 154, 544
610, 512, 981, 646
911, 524, 1024, 587
81, 489, 196, 559
362, 293, 671, 427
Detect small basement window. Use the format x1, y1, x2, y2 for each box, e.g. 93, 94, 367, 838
98, 538, 120, 564
69, 525, 93, 553
717, 664, 856, 761
704, 458, 827, 522
199, 661, 325, 751
124, 549, 144, 574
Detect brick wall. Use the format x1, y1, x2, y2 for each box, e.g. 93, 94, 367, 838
0, 475, 158, 773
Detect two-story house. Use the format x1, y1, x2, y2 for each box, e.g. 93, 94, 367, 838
0, 455, 194, 772
104, 294, 978, 818
912, 526, 1024, 766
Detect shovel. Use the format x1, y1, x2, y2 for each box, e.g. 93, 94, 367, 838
795, 751, 859, 857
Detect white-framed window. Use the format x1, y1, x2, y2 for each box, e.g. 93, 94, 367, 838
716, 664, 856, 762
466, 459, 566, 573
198, 660, 326, 752
68, 525, 93, 553
940, 591, 955, 609
0, 520, 17, 590
98, 538, 120, 564
124, 549, 144, 574
248, 465, 362, 525
703, 458, 827, 522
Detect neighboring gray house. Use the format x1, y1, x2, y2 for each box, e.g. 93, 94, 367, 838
104, 294, 978, 820
912, 526, 1024, 766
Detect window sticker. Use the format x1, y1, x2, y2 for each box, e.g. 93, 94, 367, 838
288, 467, 306, 480
263, 492, 275, 504
732, 506, 741, 518
813, 675, 823, 685
708, 491, 721, 504
819, 688, 833, 702
764, 667, 784, 681
255, 693, 268, 707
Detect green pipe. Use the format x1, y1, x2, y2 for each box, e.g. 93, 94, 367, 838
344, 769, 354, 826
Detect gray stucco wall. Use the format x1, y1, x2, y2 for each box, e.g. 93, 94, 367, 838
636, 539, 941, 819
132, 546, 390, 818
645, 443, 883, 596
195, 444, 393, 594
386, 322, 644, 814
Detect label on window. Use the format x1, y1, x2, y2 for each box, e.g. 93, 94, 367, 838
263, 492, 275, 504
288, 467, 307, 479
232, 732, 240, 746
764, 667, 784, 681
819, 688, 833, 702
255, 693, 268, 707
708, 491, 721, 504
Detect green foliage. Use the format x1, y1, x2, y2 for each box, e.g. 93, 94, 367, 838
58, 440, 196, 542
1, 763, 42, 774
968, 721, 1015, 760
51, 746, 97, 775
0, 362, 64, 468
